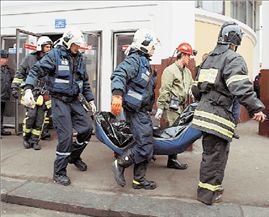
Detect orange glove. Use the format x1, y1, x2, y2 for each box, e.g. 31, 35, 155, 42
111, 95, 122, 116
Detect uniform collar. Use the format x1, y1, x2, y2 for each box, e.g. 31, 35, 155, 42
212, 44, 229, 55
175, 60, 185, 71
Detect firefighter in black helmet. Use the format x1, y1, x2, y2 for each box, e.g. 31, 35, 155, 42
191, 21, 266, 205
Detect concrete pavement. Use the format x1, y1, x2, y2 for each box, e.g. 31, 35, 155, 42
1, 120, 269, 216
1, 202, 89, 217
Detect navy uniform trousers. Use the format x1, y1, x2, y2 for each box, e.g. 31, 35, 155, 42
125, 110, 154, 164
51, 97, 93, 175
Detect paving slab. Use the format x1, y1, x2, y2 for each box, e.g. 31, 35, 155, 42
1, 120, 269, 216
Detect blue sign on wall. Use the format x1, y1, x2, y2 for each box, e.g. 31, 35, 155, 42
55, 19, 66, 29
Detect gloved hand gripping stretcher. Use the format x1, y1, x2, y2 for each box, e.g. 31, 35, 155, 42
95, 103, 202, 156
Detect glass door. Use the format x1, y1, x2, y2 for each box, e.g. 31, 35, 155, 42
82, 32, 102, 110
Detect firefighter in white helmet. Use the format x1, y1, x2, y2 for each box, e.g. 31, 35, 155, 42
11, 36, 53, 150
23, 28, 96, 186
111, 28, 160, 190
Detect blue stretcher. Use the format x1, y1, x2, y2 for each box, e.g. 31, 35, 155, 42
95, 103, 202, 156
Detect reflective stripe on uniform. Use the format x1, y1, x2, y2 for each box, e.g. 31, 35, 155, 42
12, 78, 23, 84
198, 68, 218, 84
45, 100, 51, 109
44, 116, 50, 124
23, 117, 32, 133
32, 129, 42, 136
194, 110, 235, 129
141, 71, 149, 82
58, 65, 69, 71
127, 90, 143, 101
40, 111, 48, 130
55, 78, 69, 84
75, 139, 84, 146
192, 119, 233, 139
226, 75, 249, 87
133, 180, 140, 185
56, 151, 71, 156
21, 96, 25, 105
198, 181, 223, 192
23, 127, 32, 134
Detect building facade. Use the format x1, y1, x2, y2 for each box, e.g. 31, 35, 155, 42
1, 1, 264, 127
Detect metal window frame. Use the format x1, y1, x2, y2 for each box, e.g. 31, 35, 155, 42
112, 30, 136, 70
83, 31, 102, 110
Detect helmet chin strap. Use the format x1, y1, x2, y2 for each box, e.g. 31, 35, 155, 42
234, 46, 238, 52
229, 44, 238, 52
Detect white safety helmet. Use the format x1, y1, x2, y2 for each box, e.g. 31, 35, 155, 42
36, 36, 53, 51
131, 28, 160, 55
61, 28, 85, 49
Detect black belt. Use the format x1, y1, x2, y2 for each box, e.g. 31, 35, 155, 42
53, 94, 78, 103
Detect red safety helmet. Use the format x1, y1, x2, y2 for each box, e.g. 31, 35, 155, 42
176, 42, 196, 56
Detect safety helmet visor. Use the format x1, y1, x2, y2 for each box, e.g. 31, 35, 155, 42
132, 28, 160, 54
62, 28, 86, 49
218, 22, 243, 46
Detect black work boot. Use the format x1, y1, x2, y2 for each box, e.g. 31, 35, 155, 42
69, 140, 88, 171
53, 173, 71, 186
112, 150, 134, 187
197, 186, 224, 205
167, 154, 188, 170
23, 136, 32, 149
69, 158, 87, 171
132, 161, 157, 190
33, 142, 41, 150
40, 131, 51, 140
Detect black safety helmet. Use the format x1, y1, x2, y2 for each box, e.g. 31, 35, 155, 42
217, 21, 243, 46
0, 50, 9, 58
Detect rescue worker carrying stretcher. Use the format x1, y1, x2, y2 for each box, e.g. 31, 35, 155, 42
11, 36, 53, 150
23, 28, 96, 186
191, 21, 266, 205
155, 42, 195, 170
111, 28, 160, 190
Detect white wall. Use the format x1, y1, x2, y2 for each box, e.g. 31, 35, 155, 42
261, 1, 269, 70
1, 1, 195, 110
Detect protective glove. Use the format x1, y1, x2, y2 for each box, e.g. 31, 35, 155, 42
24, 89, 35, 108
111, 95, 122, 116
88, 100, 97, 115
11, 86, 20, 99
155, 108, 163, 120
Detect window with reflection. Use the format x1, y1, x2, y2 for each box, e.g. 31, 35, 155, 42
195, 0, 224, 15
231, 0, 258, 31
